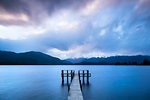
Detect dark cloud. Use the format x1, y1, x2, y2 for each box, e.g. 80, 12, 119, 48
0, 0, 29, 14
0, 0, 146, 25
37, 0, 90, 13
135, 0, 150, 13
0, 0, 91, 25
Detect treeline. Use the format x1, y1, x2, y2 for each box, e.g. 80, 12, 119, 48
115, 59, 150, 65
0, 51, 150, 65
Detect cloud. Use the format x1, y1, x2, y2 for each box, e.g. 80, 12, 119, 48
0, 24, 48, 40
0, 0, 142, 26
113, 25, 124, 35
0, 0, 91, 25
47, 44, 109, 59
99, 29, 106, 36
45, 10, 81, 32
135, 0, 150, 12
0, 0, 150, 58
56, 21, 79, 31
79, 0, 101, 16
0, 11, 29, 25
0, 0, 28, 13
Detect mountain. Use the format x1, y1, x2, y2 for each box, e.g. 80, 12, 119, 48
0, 51, 150, 65
0, 51, 69, 65
66, 56, 150, 65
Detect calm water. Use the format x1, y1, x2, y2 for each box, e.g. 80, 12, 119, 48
0, 65, 150, 100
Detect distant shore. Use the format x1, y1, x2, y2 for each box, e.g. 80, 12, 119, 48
0, 51, 150, 65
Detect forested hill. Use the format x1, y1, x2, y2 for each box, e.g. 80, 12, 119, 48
66, 56, 150, 65
0, 51, 150, 65
0, 51, 69, 65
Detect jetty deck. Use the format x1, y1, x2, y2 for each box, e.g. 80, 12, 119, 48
68, 74, 83, 100
61, 70, 91, 100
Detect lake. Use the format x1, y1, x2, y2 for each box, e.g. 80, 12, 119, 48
0, 65, 150, 100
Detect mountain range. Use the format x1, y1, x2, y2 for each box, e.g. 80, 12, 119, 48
0, 51, 150, 65
66, 56, 150, 65
0, 51, 68, 65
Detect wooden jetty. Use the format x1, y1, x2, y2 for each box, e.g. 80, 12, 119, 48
78, 70, 91, 84
61, 70, 91, 100
68, 74, 83, 100
61, 70, 75, 84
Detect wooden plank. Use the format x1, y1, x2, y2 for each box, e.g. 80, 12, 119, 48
68, 74, 83, 100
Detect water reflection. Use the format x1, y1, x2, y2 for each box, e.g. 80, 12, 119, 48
0, 65, 150, 100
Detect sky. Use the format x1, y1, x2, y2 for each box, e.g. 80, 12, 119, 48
0, 0, 150, 59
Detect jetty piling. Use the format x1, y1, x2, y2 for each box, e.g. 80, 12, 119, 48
87, 70, 89, 84
62, 70, 64, 84
61, 70, 91, 100
78, 70, 91, 84
78, 71, 80, 80
61, 70, 75, 84
67, 70, 69, 83
83, 70, 84, 84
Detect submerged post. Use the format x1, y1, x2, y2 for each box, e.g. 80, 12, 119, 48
67, 70, 69, 83
83, 70, 84, 84
73, 71, 75, 78
71, 70, 73, 82
68, 84, 70, 92
78, 70, 80, 80
87, 70, 89, 84
79, 79, 82, 91
62, 70, 64, 84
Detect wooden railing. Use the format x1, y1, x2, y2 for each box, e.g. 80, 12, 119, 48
61, 70, 75, 84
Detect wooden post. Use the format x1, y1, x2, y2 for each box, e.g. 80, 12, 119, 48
67, 70, 68, 83
83, 70, 84, 84
87, 70, 89, 84
79, 80, 82, 91
78, 70, 80, 80
68, 84, 70, 92
73, 71, 75, 78
62, 70, 64, 84
71, 70, 73, 82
